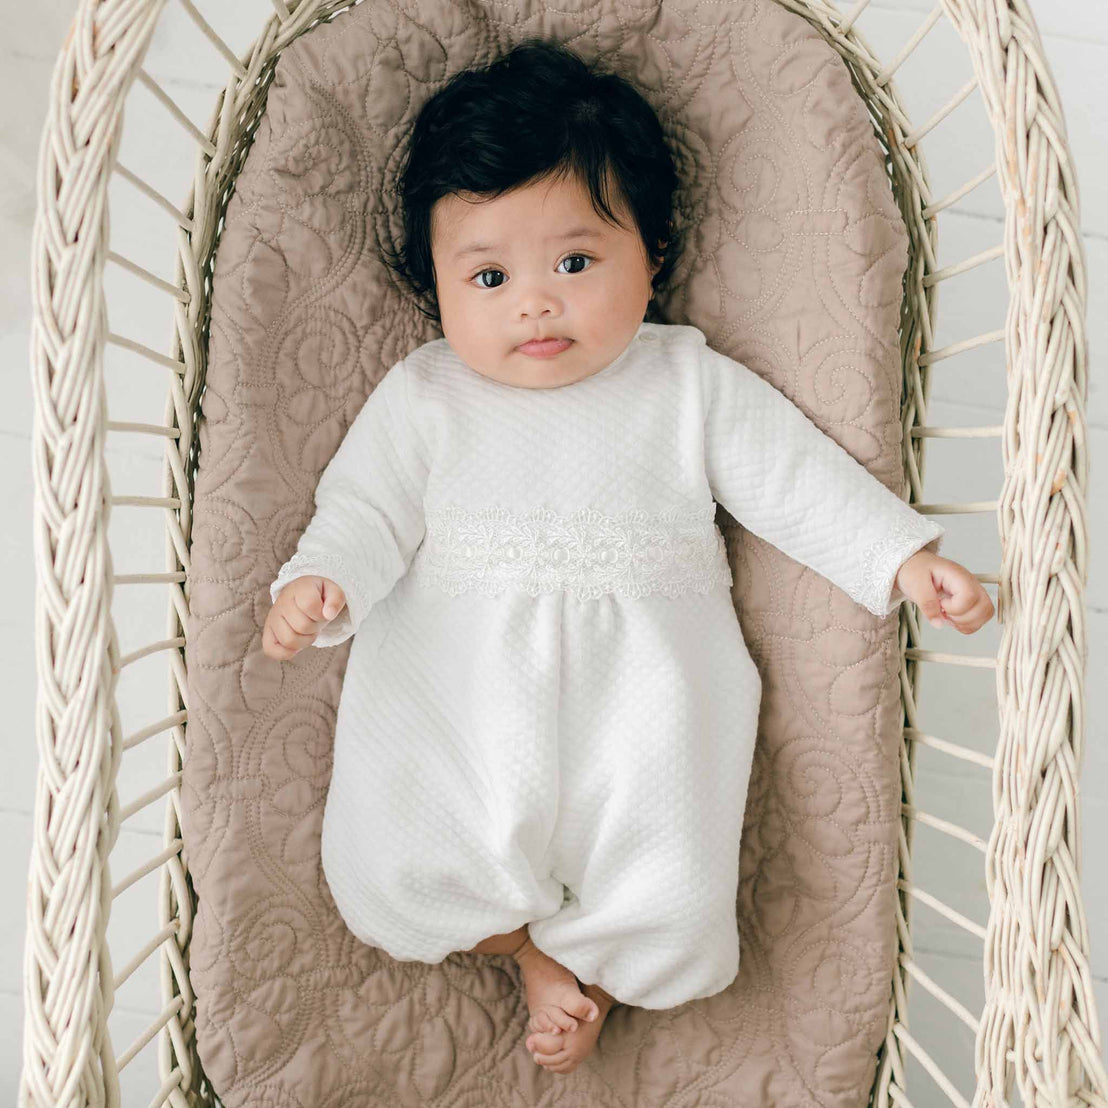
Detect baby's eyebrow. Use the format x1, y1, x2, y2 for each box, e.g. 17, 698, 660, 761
452, 227, 604, 260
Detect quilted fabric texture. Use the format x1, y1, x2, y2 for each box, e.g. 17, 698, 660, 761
264, 323, 942, 1011
181, 0, 924, 1103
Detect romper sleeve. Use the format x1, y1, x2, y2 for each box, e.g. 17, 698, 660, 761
268, 359, 429, 647
699, 339, 945, 618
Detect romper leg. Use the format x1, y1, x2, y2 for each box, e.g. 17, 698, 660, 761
529, 589, 761, 1010
321, 588, 568, 962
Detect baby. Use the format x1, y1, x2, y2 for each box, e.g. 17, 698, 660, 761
262, 40, 994, 1076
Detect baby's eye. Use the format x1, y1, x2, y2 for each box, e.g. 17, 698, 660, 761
471, 254, 593, 289
473, 269, 506, 289
557, 254, 593, 275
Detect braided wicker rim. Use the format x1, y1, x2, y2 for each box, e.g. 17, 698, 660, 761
21, 1, 1106, 1106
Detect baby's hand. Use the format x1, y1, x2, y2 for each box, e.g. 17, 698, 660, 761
262, 576, 347, 660
895, 551, 994, 634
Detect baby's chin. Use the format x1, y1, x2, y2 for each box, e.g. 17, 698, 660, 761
469, 342, 634, 390
458, 344, 591, 389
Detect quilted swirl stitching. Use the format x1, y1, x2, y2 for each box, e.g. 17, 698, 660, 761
415, 504, 733, 601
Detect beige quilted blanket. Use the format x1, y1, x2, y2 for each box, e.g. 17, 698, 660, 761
182, 1, 913, 1103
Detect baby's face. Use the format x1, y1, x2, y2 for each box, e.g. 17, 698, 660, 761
429, 170, 661, 389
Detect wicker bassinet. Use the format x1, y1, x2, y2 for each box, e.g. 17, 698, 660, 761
20, 0, 1107, 1106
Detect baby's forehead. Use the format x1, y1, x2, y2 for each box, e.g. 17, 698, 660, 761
434, 215, 590, 256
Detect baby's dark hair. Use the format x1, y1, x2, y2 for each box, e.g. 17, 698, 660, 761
382, 38, 683, 325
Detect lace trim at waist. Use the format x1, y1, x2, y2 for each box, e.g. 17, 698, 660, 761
411, 504, 733, 601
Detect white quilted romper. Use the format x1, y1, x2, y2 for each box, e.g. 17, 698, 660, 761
269, 320, 944, 1010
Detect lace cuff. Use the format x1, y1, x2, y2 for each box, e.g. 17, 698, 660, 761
851, 515, 946, 617
268, 550, 372, 648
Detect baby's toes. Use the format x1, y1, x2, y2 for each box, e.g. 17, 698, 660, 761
528, 1011, 555, 1034
525, 1029, 564, 1056
549, 1007, 578, 1033
533, 1046, 573, 1072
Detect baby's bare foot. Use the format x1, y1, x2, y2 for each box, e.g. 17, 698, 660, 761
525, 981, 618, 1074
512, 935, 599, 1040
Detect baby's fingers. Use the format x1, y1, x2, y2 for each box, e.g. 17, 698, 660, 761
944, 589, 995, 633
320, 578, 347, 621
283, 585, 328, 633
262, 617, 307, 660
288, 577, 346, 629
913, 578, 946, 629
277, 609, 320, 645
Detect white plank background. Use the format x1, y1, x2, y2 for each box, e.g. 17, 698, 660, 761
1, 1, 1105, 1104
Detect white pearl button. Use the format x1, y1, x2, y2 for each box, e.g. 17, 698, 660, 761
505, 546, 519, 559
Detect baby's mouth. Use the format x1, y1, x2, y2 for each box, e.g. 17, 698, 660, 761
517, 338, 573, 357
